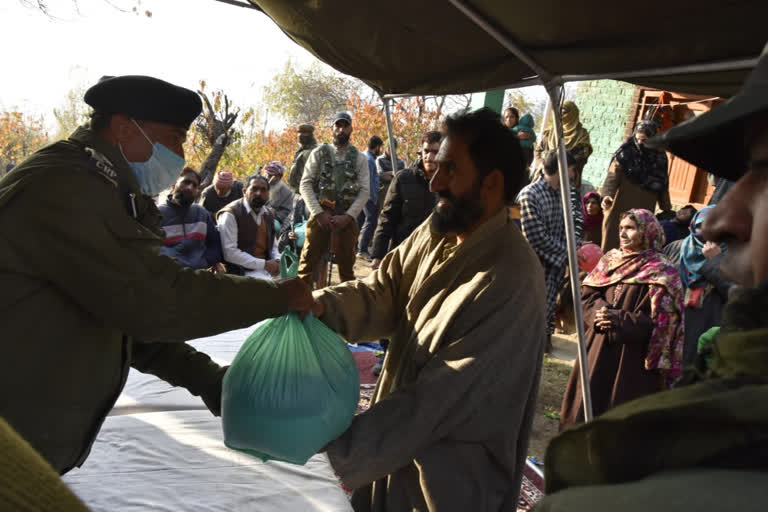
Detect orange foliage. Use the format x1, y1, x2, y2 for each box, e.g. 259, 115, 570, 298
0, 111, 49, 170
186, 93, 442, 183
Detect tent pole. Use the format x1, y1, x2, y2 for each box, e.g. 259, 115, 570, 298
545, 83, 593, 423
383, 97, 399, 180
535, 95, 553, 170
561, 57, 758, 82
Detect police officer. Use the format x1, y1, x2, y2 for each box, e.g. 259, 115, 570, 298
288, 123, 318, 193
0, 75, 313, 474
298, 112, 369, 288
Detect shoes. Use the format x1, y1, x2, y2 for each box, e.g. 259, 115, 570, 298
358, 251, 372, 261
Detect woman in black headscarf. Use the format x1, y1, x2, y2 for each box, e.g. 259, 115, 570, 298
600, 121, 673, 252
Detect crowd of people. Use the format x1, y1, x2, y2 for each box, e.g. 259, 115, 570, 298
1, 45, 768, 511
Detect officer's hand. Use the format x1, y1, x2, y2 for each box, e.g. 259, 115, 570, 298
213, 262, 227, 274
311, 298, 325, 318
277, 277, 314, 314
265, 259, 280, 276
330, 214, 352, 230
315, 211, 332, 230
371, 258, 382, 270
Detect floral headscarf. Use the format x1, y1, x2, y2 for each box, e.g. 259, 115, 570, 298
581, 191, 603, 232
680, 205, 716, 288
583, 209, 685, 376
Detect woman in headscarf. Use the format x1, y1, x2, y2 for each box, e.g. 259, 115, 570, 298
581, 191, 603, 246
679, 205, 737, 365
600, 121, 673, 252
559, 209, 684, 429
535, 101, 593, 189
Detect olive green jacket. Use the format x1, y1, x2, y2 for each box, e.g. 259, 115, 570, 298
0, 126, 291, 474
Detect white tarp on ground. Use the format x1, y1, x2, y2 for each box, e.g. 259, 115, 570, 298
62, 323, 353, 512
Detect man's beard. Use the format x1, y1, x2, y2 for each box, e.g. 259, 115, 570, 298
173, 189, 194, 207
334, 132, 350, 146
430, 183, 484, 235
249, 197, 266, 210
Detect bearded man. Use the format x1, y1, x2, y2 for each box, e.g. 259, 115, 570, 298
309, 108, 546, 511
159, 167, 225, 272
298, 112, 369, 287
217, 174, 280, 278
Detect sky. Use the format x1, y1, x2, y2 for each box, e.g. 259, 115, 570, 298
0, 0, 320, 130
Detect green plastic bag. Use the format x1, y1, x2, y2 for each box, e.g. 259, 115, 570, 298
221, 249, 359, 465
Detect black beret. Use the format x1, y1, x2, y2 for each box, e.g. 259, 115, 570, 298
84, 75, 203, 130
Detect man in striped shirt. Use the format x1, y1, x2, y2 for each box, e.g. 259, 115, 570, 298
158, 167, 225, 272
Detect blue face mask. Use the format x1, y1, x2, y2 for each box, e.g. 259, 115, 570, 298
122, 120, 186, 196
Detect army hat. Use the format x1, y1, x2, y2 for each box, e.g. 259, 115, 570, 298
84, 75, 203, 130
648, 42, 768, 181
297, 123, 315, 134
332, 112, 352, 126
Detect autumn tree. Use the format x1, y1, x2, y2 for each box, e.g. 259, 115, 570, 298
52, 85, 89, 141
0, 111, 49, 174
263, 60, 362, 125
183, 81, 253, 188
504, 89, 547, 133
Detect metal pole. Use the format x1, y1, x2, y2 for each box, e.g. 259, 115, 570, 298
534, 95, 553, 171
561, 56, 758, 82
545, 83, 593, 423
383, 98, 399, 176
380, 56, 757, 102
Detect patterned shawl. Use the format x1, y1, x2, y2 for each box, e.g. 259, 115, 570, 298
680, 206, 716, 288
583, 209, 685, 375
547, 101, 592, 151
581, 191, 603, 232
612, 122, 669, 193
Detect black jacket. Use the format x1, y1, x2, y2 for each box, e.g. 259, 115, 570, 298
371, 164, 436, 260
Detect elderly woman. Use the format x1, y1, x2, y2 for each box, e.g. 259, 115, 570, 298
581, 191, 603, 246
559, 209, 684, 429
536, 101, 593, 189
600, 121, 673, 252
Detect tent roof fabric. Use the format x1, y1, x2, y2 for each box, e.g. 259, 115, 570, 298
250, 1, 765, 97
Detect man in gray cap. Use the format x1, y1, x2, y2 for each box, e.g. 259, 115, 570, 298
536, 42, 768, 511
288, 123, 317, 193
0, 75, 313, 474
299, 112, 369, 287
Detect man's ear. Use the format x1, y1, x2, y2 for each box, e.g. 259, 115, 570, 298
110, 114, 137, 143
483, 168, 504, 192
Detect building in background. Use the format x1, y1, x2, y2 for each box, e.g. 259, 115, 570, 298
575, 80, 723, 208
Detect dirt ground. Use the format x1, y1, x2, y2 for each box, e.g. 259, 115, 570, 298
527, 335, 576, 461
338, 254, 576, 461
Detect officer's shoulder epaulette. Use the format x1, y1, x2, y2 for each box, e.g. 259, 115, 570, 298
82, 146, 119, 187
